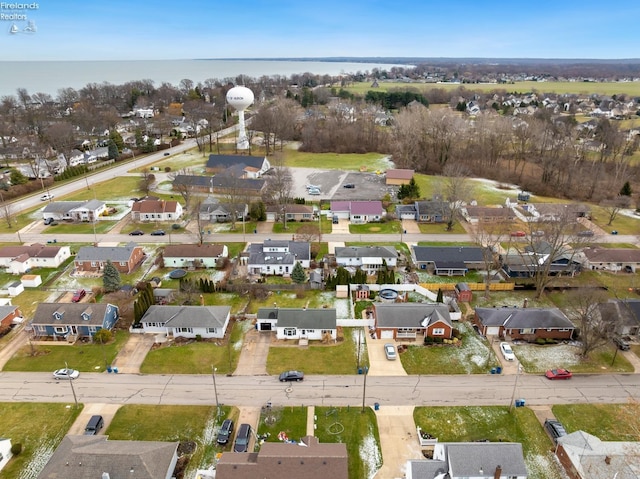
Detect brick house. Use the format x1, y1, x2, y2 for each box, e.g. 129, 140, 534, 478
373, 303, 453, 340
74, 242, 145, 274
473, 306, 575, 341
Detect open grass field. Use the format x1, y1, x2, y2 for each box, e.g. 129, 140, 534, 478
257, 405, 308, 443
414, 405, 564, 479
349, 220, 402, 234
345, 80, 640, 98
553, 402, 640, 441
282, 150, 391, 171
0, 402, 84, 479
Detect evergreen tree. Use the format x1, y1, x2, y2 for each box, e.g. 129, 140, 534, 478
291, 261, 307, 284
109, 130, 125, 152
436, 288, 444, 303
620, 181, 633, 197
102, 260, 121, 293
107, 139, 119, 160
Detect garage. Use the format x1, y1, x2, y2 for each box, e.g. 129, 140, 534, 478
486, 326, 501, 336
379, 329, 395, 339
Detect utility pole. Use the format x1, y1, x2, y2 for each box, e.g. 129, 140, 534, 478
65, 361, 78, 408
212, 365, 220, 415
361, 366, 369, 412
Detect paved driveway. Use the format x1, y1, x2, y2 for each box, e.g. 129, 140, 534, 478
375, 406, 423, 479
234, 329, 271, 376
111, 333, 156, 373
365, 334, 407, 376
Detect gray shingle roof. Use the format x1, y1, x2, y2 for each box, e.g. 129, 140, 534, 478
206, 154, 266, 169
249, 241, 311, 265
447, 442, 528, 477
75, 242, 140, 263
335, 246, 396, 259
42, 201, 85, 214
31, 303, 114, 327
413, 246, 484, 263
37, 435, 178, 479
374, 303, 451, 329
142, 305, 230, 328
475, 307, 574, 329
257, 308, 336, 329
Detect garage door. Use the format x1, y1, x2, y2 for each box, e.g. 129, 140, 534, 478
380, 330, 394, 339
260, 323, 272, 331
486, 327, 500, 336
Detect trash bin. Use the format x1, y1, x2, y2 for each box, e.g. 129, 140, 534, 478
490, 367, 497, 374
254, 229, 257, 234
107, 366, 112, 373
515, 399, 525, 407
374, 402, 379, 411
496, 366, 502, 374
113, 367, 118, 374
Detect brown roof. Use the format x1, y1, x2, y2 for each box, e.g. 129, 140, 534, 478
163, 244, 226, 258
0, 243, 63, 260
216, 436, 348, 479
386, 168, 414, 180
465, 206, 514, 218
582, 247, 640, 263
131, 199, 180, 214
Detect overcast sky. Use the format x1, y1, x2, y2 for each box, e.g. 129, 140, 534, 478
2, 0, 639, 61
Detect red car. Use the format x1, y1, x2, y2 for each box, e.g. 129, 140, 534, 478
510, 231, 526, 237
545, 368, 572, 380
72, 289, 86, 302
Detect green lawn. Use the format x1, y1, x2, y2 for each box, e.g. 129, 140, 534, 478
107, 404, 232, 476
553, 403, 640, 441
414, 406, 564, 479
257, 406, 308, 443
45, 220, 117, 235
283, 150, 390, 171
0, 402, 84, 479
417, 221, 467, 234
349, 221, 402, 234
139, 319, 251, 374
3, 329, 129, 373
266, 328, 361, 375
315, 406, 382, 479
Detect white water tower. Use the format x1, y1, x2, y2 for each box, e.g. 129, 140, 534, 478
226, 86, 254, 150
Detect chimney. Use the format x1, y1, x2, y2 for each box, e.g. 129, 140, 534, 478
494, 465, 502, 479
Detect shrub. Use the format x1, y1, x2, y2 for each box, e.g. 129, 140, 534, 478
195, 334, 202, 341
11, 443, 22, 455
164, 166, 172, 172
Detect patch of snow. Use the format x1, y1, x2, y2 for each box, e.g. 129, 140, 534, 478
359, 424, 383, 479
18, 439, 56, 479
514, 343, 582, 370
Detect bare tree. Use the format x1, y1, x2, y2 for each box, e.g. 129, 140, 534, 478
564, 288, 615, 358
262, 155, 293, 230
169, 168, 195, 208
471, 218, 507, 299
139, 169, 155, 196
438, 163, 475, 231
190, 199, 206, 245
295, 223, 321, 243
600, 195, 632, 226
0, 199, 14, 228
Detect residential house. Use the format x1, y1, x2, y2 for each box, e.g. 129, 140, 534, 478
173, 174, 265, 196
412, 246, 485, 275
140, 305, 231, 339
406, 442, 527, 479
334, 246, 397, 274
415, 199, 451, 223
556, 430, 640, 479
462, 205, 516, 224
516, 203, 590, 222
329, 201, 383, 223
66, 199, 107, 222
75, 242, 145, 274
0, 244, 71, 274
0, 305, 21, 330
199, 196, 248, 223
30, 302, 119, 340
162, 244, 228, 269
256, 307, 337, 339
385, 168, 414, 186
41, 199, 107, 222
130, 198, 183, 222
205, 154, 271, 178
581, 246, 640, 273
37, 435, 179, 479
266, 204, 315, 222
473, 306, 575, 341
247, 240, 311, 276
501, 244, 582, 279
215, 436, 348, 479
597, 300, 640, 337
373, 303, 453, 340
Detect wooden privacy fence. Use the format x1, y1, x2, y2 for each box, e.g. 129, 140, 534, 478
420, 282, 514, 292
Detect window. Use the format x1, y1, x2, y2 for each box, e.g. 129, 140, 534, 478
207, 328, 217, 334
176, 327, 193, 333
120, 262, 127, 266
432, 328, 445, 336
284, 328, 296, 337
91, 261, 96, 267
89, 326, 97, 333
54, 326, 67, 334
520, 328, 535, 334
321, 330, 332, 335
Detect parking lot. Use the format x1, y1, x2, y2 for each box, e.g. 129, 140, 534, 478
290, 167, 393, 201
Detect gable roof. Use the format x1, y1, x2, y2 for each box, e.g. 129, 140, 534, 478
415, 200, 450, 216
31, 303, 115, 327
206, 154, 267, 170
446, 442, 527, 477
374, 303, 452, 329
248, 241, 311, 265
597, 300, 640, 328
42, 201, 85, 214
75, 242, 140, 263
475, 307, 574, 329
582, 247, 640, 264
37, 435, 178, 479
163, 244, 226, 258
350, 201, 383, 215
131, 199, 180, 214
0, 243, 64, 260
413, 246, 484, 263
141, 305, 230, 328
385, 168, 414, 180
174, 174, 265, 192
257, 308, 337, 329
335, 246, 397, 260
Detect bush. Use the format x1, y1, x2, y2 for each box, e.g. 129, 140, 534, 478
11, 443, 22, 455
164, 166, 172, 172
195, 334, 202, 341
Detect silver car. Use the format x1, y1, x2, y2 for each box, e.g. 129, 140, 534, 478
384, 343, 397, 360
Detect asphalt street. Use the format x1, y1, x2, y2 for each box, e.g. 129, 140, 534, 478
0, 371, 638, 408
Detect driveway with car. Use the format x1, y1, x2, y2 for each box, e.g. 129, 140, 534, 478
365, 333, 407, 376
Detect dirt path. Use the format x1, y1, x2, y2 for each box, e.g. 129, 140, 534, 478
0, 326, 28, 370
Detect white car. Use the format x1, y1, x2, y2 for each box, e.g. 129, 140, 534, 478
499, 342, 515, 361
53, 368, 79, 380
305, 184, 320, 190
40, 193, 54, 201
384, 343, 397, 360
308, 188, 321, 195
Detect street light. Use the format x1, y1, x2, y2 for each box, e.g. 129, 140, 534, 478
212, 365, 220, 414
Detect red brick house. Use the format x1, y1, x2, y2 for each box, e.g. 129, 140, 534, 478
0, 305, 22, 331
74, 242, 145, 274
373, 303, 453, 340
473, 307, 575, 341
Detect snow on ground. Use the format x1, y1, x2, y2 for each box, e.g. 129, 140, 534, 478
18, 438, 57, 479
234, 319, 254, 351
454, 323, 493, 372
360, 424, 383, 479
471, 177, 521, 193
514, 342, 583, 370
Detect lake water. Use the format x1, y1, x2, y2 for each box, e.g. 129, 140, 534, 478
0, 59, 403, 98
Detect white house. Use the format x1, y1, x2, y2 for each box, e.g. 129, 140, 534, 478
42, 200, 106, 222
140, 305, 231, 339
162, 244, 228, 269
334, 246, 397, 274
247, 240, 311, 276
0, 438, 12, 473
0, 244, 71, 274
256, 307, 337, 340
131, 198, 183, 222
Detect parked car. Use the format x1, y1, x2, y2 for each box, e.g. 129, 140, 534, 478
84, 415, 104, 435
613, 336, 630, 351
233, 423, 251, 452
499, 342, 515, 361
611, 230, 618, 235
384, 343, 397, 360
164, 152, 170, 156
44, 217, 54, 225
545, 368, 573, 380
308, 188, 320, 195
53, 368, 79, 380
71, 289, 86, 302
531, 230, 544, 237
150, 230, 165, 236
510, 231, 526, 237
40, 193, 54, 201
544, 419, 567, 444
343, 183, 355, 188
217, 418, 234, 445
128, 230, 144, 236
279, 370, 304, 382
577, 230, 594, 237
